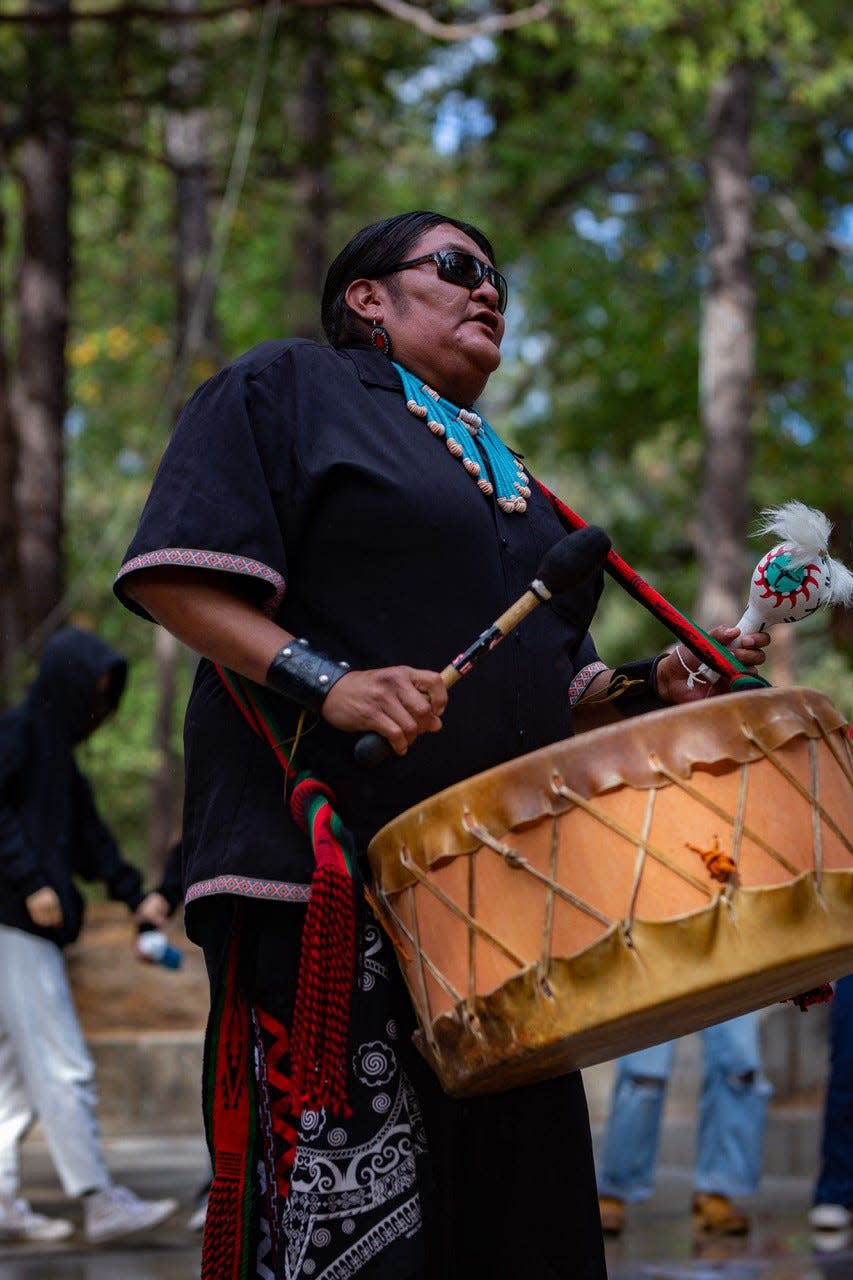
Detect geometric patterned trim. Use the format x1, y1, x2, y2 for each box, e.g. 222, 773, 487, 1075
115, 547, 286, 617
568, 659, 608, 705
185, 874, 312, 905
319, 1197, 423, 1278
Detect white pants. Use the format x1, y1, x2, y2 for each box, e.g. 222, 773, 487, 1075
0, 924, 110, 1199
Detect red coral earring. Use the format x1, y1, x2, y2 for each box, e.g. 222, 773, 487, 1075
370, 323, 392, 358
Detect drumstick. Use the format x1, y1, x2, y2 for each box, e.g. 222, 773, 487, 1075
354, 526, 612, 767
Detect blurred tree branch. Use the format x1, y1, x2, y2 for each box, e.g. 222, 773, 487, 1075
0, 0, 551, 32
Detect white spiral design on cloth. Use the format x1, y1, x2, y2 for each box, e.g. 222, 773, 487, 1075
299, 1109, 326, 1141
353, 1041, 397, 1088
372, 1092, 391, 1114
312, 1228, 332, 1248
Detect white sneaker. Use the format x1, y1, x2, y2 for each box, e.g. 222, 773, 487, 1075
0, 1196, 74, 1242
84, 1184, 178, 1244
186, 1188, 209, 1232
810, 1203, 852, 1231
812, 1228, 852, 1254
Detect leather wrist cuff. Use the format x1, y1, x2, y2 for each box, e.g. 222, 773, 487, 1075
608, 655, 666, 717
265, 639, 351, 715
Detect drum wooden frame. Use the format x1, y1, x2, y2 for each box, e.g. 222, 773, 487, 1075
368, 688, 853, 1097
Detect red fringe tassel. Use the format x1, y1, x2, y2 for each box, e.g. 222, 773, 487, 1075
289, 777, 356, 1117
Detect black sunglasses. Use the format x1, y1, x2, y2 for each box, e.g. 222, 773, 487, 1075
385, 249, 508, 314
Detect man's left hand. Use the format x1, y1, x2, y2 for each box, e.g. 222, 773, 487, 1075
656, 626, 771, 705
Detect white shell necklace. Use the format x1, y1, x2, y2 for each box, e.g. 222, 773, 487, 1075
393, 362, 530, 514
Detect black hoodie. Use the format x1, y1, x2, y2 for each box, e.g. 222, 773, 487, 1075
0, 626, 144, 947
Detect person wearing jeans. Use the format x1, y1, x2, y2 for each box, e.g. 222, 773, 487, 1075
811, 975, 853, 1237
597, 1012, 772, 1236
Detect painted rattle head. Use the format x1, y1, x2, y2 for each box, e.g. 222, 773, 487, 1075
737, 502, 853, 634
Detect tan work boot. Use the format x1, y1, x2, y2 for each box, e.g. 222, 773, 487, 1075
598, 1195, 626, 1236
691, 1192, 750, 1236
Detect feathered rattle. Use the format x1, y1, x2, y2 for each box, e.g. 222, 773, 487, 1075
697, 501, 853, 684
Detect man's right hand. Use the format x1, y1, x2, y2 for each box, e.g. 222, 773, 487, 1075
322, 667, 447, 757
25, 886, 64, 929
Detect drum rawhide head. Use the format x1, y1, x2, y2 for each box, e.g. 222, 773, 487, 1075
368, 687, 853, 1096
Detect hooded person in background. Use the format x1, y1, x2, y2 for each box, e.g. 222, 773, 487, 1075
0, 626, 179, 1245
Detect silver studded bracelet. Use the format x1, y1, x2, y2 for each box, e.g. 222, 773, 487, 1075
265, 638, 351, 715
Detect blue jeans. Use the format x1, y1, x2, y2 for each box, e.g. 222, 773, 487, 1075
597, 1014, 772, 1202
814, 975, 853, 1209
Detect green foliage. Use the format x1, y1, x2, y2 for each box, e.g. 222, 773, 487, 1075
459, 0, 852, 551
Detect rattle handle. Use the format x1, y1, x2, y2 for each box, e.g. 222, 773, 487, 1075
696, 607, 763, 685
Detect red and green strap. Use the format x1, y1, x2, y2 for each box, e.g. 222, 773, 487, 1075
216, 665, 356, 1117
201, 930, 257, 1280
538, 481, 770, 691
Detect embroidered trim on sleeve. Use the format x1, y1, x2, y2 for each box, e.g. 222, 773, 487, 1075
568, 660, 608, 706
116, 548, 286, 616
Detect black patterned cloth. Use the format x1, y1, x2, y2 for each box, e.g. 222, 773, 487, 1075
199, 896, 607, 1280
200, 898, 429, 1280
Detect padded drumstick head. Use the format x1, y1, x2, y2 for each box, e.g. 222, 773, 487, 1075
537, 526, 611, 596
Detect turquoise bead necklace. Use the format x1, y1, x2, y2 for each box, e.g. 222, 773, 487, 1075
393, 362, 530, 514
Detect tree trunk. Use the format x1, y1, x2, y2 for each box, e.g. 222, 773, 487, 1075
164, 0, 219, 380
766, 621, 797, 686
0, 192, 23, 706
694, 62, 755, 629
827, 507, 852, 658
288, 13, 332, 341
147, 0, 216, 874
10, 0, 72, 646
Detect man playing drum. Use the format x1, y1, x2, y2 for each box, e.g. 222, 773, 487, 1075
116, 210, 769, 1280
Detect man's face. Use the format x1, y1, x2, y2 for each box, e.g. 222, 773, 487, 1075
379, 223, 506, 405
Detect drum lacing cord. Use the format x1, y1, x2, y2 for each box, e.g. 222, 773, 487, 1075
723, 765, 750, 910
363, 885, 412, 967
739, 723, 853, 861
393, 847, 529, 1044
645, 752, 799, 879
622, 790, 656, 945
463, 812, 612, 997
820, 719, 853, 789
541, 817, 560, 983
548, 774, 713, 898
462, 815, 613, 927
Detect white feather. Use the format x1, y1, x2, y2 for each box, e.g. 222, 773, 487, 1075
754, 501, 832, 564
826, 557, 853, 609
754, 500, 853, 608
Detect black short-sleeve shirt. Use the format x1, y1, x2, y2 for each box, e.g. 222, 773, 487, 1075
116, 341, 603, 918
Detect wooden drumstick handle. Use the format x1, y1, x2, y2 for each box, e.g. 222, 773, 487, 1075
440, 587, 544, 689
354, 527, 611, 768
355, 610, 535, 769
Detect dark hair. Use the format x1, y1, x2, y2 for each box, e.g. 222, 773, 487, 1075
321, 210, 498, 348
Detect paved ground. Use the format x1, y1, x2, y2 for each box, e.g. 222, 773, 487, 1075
2, 1108, 850, 1279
